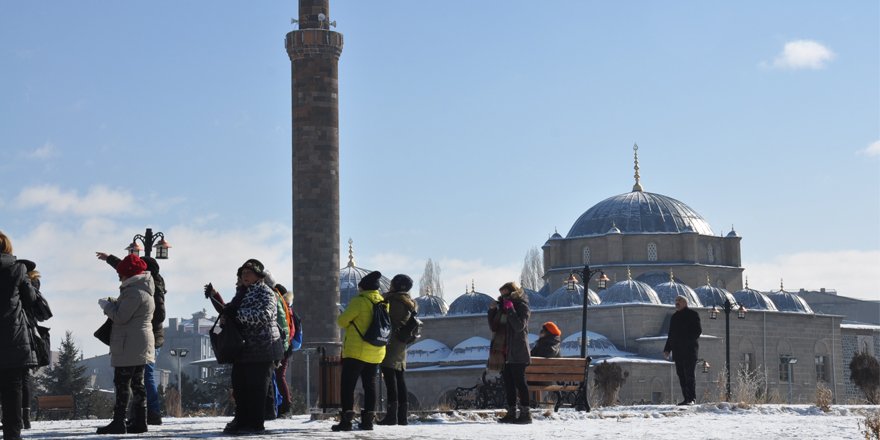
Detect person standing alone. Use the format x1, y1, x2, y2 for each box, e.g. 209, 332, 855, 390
663, 295, 702, 405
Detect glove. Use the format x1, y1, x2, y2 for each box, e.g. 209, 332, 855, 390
98, 298, 112, 312
501, 299, 513, 311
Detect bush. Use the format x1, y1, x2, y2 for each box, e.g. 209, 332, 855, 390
860, 411, 880, 440
849, 351, 880, 404
593, 361, 628, 407
814, 381, 832, 412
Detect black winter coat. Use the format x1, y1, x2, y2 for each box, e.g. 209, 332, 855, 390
0, 253, 38, 369
488, 292, 531, 365
663, 307, 702, 359
531, 334, 561, 358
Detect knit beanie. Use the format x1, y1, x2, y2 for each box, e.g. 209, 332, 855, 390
117, 254, 148, 278
358, 271, 382, 291
543, 321, 562, 336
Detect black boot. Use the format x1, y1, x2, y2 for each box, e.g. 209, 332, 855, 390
96, 415, 127, 434
22, 408, 30, 430
358, 411, 375, 430
514, 405, 532, 424
397, 401, 409, 426
498, 406, 517, 424
330, 410, 355, 432
147, 410, 163, 425
127, 405, 148, 434
2, 427, 22, 440
377, 402, 398, 425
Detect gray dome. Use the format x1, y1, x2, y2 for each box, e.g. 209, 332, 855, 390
524, 288, 548, 310
636, 271, 684, 288
567, 191, 714, 237
768, 290, 814, 314
415, 294, 449, 317
694, 284, 736, 308
339, 264, 391, 308
733, 288, 778, 311
654, 280, 702, 307
536, 283, 552, 298
599, 279, 662, 305
447, 290, 495, 315
546, 284, 601, 308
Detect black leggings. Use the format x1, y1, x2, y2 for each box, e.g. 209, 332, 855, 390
380, 367, 408, 405
340, 358, 378, 412
502, 363, 529, 407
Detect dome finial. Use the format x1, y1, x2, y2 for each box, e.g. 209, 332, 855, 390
669, 270, 675, 282
626, 266, 632, 280
347, 238, 355, 267
745, 276, 749, 289
780, 278, 784, 291
632, 143, 644, 192
706, 274, 711, 286
471, 279, 475, 294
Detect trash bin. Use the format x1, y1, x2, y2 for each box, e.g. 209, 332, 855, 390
319, 349, 342, 413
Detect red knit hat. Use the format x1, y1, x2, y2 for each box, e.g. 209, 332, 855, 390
543, 321, 562, 336
117, 254, 147, 278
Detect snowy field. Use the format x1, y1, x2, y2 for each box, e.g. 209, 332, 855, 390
22, 404, 879, 440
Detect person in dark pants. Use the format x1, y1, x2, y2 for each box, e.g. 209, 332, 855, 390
0, 231, 38, 440
488, 281, 531, 424
664, 295, 703, 405
332, 271, 387, 432
378, 274, 416, 426
18, 260, 53, 430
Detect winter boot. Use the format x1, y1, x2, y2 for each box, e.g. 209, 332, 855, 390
2, 426, 22, 440
498, 406, 517, 424
397, 402, 409, 426
147, 410, 163, 425
514, 405, 532, 424
358, 411, 375, 430
96, 415, 127, 435
22, 408, 30, 430
377, 402, 398, 425
330, 410, 355, 432
127, 405, 148, 434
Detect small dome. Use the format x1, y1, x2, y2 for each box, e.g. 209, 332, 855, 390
654, 280, 702, 307
406, 339, 452, 364
536, 283, 552, 297
636, 271, 683, 288
415, 294, 449, 317
560, 331, 632, 358
726, 228, 739, 238
447, 290, 495, 315
549, 231, 563, 240
444, 336, 491, 363
768, 290, 814, 314
545, 284, 601, 308
339, 264, 391, 308
733, 288, 778, 311
694, 284, 736, 308
567, 191, 715, 238
599, 279, 662, 305
524, 288, 548, 310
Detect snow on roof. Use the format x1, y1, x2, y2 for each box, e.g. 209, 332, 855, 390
407, 338, 452, 363
841, 323, 880, 331
444, 336, 491, 362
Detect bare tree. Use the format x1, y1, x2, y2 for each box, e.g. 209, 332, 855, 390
520, 246, 544, 291
419, 258, 445, 298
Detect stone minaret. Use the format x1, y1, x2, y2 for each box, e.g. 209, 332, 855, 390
286, 0, 344, 353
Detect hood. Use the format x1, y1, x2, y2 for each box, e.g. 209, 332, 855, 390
385, 290, 417, 310
120, 272, 155, 295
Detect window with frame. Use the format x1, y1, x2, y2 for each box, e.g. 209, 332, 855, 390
647, 242, 658, 261
779, 356, 795, 382
742, 352, 756, 372
815, 355, 829, 382
582, 246, 591, 265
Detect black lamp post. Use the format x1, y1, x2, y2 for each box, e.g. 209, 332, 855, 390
709, 299, 746, 401
126, 228, 172, 259
168, 347, 189, 414
569, 265, 608, 412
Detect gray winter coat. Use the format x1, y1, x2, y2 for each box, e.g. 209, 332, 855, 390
0, 253, 38, 369
381, 290, 416, 371
104, 273, 155, 367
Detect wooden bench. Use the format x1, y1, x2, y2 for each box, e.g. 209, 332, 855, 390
525, 357, 591, 412
36, 395, 75, 420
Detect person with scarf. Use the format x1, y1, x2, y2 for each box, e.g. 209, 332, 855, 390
487, 281, 531, 424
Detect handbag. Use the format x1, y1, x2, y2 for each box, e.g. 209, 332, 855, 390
210, 313, 245, 364
94, 318, 112, 346
32, 325, 51, 367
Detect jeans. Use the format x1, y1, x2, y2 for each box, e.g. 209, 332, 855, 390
144, 349, 160, 413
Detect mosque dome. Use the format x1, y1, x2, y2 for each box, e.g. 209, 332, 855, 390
694, 283, 736, 308
444, 336, 491, 363
524, 288, 548, 310
560, 331, 633, 358
545, 284, 601, 308
653, 277, 702, 307
415, 294, 449, 317
339, 243, 391, 308
536, 283, 552, 298
733, 287, 778, 311
636, 270, 682, 288
567, 191, 715, 238
599, 278, 662, 305
768, 288, 814, 314
447, 287, 495, 315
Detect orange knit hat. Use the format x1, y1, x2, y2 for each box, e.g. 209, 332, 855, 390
543, 321, 561, 336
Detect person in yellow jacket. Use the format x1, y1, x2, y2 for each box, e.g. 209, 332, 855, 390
331, 271, 387, 432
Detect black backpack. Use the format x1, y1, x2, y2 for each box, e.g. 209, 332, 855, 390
352, 299, 392, 347
397, 308, 423, 344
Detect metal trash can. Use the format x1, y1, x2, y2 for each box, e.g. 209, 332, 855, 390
319, 348, 342, 413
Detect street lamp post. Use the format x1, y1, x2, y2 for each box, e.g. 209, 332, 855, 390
300, 348, 320, 412
709, 299, 746, 401
169, 348, 189, 415
786, 357, 798, 404
126, 228, 172, 259
569, 265, 609, 412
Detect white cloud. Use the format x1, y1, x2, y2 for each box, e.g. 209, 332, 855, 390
25, 142, 59, 159
14, 185, 138, 217
743, 250, 880, 301
857, 140, 880, 157
768, 40, 835, 70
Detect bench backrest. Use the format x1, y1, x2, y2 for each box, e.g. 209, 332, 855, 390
525, 357, 588, 383
37, 395, 75, 409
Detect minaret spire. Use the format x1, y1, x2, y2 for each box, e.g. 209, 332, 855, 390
632, 143, 644, 192
347, 238, 355, 267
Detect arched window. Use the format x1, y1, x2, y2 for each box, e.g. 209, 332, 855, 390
647, 242, 657, 261
582, 246, 591, 265
707, 244, 716, 264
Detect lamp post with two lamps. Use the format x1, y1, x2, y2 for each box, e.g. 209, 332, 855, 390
566, 265, 609, 412
125, 228, 172, 259
168, 348, 189, 415
708, 299, 746, 401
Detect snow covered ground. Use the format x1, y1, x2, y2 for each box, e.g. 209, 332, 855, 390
22, 404, 879, 439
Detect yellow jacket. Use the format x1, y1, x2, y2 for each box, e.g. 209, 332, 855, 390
337, 289, 388, 363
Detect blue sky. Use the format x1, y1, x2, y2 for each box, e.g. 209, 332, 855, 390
1, 1, 877, 357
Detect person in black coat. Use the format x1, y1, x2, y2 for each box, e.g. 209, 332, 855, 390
530, 322, 562, 358
488, 281, 531, 424
0, 231, 38, 440
663, 295, 703, 405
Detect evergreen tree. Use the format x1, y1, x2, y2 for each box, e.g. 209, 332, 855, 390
39, 331, 89, 397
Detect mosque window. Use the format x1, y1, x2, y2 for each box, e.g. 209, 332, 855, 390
742, 353, 756, 372
647, 242, 657, 261
779, 356, 795, 382
582, 246, 591, 265
815, 355, 829, 382
707, 244, 716, 263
